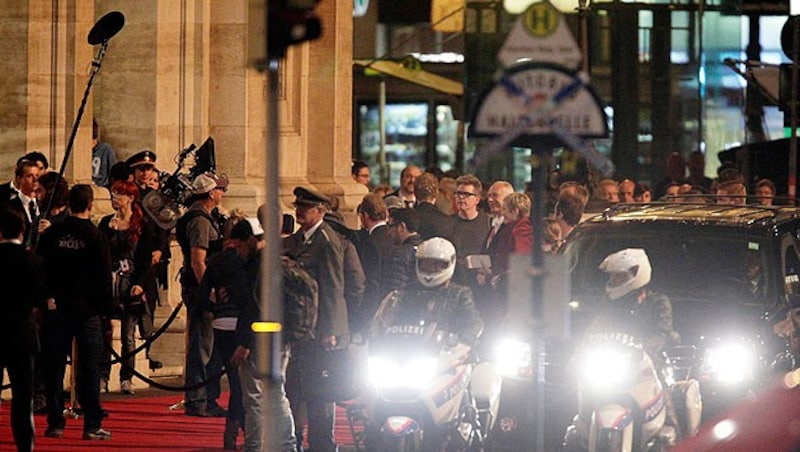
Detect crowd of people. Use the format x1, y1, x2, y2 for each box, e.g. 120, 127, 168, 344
0, 146, 787, 452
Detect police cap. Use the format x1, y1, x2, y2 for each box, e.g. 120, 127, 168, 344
126, 150, 158, 169
292, 186, 331, 207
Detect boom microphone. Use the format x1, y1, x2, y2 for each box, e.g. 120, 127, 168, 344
88, 11, 125, 45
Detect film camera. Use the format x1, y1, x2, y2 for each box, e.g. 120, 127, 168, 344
141, 137, 218, 230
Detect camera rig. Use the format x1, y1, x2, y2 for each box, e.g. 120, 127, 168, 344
141, 137, 217, 230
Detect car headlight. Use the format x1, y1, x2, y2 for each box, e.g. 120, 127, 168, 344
367, 355, 438, 388
579, 345, 632, 391
495, 339, 533, 378
702, 342, 756, 384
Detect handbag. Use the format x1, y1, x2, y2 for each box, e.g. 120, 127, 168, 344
304, 341, 359, 403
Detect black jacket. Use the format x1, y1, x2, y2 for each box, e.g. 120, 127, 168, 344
37, 216, 113, 318
0, 242, 46, 353
373, 281, 484, 346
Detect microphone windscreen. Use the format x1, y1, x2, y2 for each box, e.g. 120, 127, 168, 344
88, 11, 125, 45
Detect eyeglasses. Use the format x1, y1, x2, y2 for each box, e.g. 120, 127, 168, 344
111, 192, 129, 198
214, 187, 227, 193
455, 191, 478, 199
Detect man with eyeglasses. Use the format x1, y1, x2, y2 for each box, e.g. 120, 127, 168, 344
176, 171, 230, 417
450, 174, 491, 286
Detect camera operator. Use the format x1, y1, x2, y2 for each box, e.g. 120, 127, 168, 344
176, 171, 229, 417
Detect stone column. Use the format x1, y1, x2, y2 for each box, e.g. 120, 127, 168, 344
278, 0, 367, 223
13, 1, 95, 182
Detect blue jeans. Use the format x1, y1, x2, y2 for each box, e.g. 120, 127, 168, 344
239, 349, 296, 452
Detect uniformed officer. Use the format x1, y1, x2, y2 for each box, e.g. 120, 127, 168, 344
126, 150, 159, 196
124, 149, 169, 371
283, 186, 348, 452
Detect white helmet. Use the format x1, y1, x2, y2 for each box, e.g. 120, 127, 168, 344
415, 237, 457, 287
599, 248, 652, 300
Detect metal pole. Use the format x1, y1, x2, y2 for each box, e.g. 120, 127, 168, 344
261, 4, 284, 450
379, 77, 388, 184
789, 17, 798, 201
260, 55, 284, 452
530, 145, 549, 452
578, 0, 589, 74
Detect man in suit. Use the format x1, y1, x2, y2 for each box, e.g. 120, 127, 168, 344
414, 172, 454, 241
283, 186, 348, 452
0, 157, 43, 249
0, 207, 46, 451
355, 193, 393, 332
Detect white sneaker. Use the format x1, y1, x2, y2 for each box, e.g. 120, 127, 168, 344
120, 380, 135, 395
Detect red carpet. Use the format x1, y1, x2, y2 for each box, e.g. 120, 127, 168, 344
0, 392, 359, 451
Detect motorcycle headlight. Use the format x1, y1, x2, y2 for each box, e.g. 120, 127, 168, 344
702, 342, 756, 384
579, 345, 632, 391
495, 339, 533, 378
367, 355, 438, 388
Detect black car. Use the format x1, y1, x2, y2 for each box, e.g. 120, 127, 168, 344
562, 202, 800, 418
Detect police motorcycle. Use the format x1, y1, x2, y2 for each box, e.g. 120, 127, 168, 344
562, 331, 702, 452
362, 238, 502, 452
562, 249, 702, 452
364, 304, 501, 452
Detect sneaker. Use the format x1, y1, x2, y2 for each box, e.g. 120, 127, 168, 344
44, 427, 64, 438
83, 427, 112, 440
148, 359, 163, 371
120, 380, 135, 395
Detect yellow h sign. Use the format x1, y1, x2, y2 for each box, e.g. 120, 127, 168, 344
523, 2, 559, 38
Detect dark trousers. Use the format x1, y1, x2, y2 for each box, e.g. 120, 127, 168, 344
1, 351, 34, 451
41, 312, 104, 432
183, 285, 218, 409
286, 341, 337, 452
213, 328, 243, 424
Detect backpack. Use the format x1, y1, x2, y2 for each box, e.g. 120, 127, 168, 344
176, 208, 222, 286
281, 255, 318, 342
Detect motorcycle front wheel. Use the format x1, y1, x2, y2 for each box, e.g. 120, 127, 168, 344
594, 427, 632, 452
375, 430, 423, 452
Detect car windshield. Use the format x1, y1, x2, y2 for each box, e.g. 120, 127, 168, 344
565, 226, 772, 307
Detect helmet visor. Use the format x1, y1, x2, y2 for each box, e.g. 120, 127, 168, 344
607, 270, 633, 290
417, 258, 450, 274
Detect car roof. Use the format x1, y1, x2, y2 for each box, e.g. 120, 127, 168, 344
583, 202, 800, 229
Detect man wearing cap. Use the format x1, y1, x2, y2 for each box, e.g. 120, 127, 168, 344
283, 186, 348, 452
198, 217, 262, 447
126, 150, 160, 196
126, 149, 169, 365
176, 171, 229, 417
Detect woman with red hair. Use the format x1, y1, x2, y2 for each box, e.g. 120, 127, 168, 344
98, 180, 161, 394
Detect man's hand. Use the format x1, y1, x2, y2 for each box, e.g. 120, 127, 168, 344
151, 250, 162, 266
321, 335, 338, 351
230, 346, 250, 366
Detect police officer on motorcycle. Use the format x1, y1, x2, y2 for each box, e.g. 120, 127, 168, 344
598, 248, 680, 354
372, 236, 484, 351
599, 248, 685, 435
